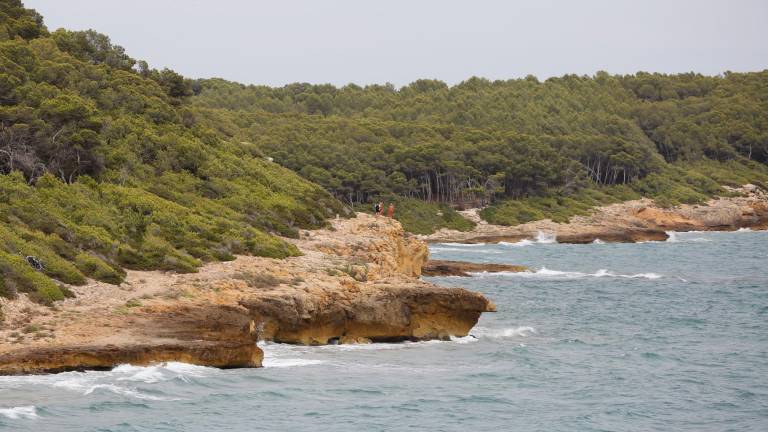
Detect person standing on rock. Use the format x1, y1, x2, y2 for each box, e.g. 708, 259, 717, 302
386, 203, 395, 218
374, 201, 383, 216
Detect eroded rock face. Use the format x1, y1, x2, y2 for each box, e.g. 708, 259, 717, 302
0, 213, 493, 374
556, 228, 669, 244
240, 278, 495, 345
0, 303, 262, 375
0, 341, 262, 375
422, 260, 528, 277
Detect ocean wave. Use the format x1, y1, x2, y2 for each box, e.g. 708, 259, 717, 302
499, 239, 534, 247
592, 238, 605, 244
0, 363, 217, 401
262, 358, 326, 368
112, 362, 216, 384
471, 326, 536, 339
450, 335, 479, 344
470, 267, 662, 280
666, 231, 714, 243
81, 383, 175, 401
52, 377, 177, 401
535, 231, 557, 244
259, 336, 481, 360
0, 406, 37, 420
737, 227, 753, 232
498, 231, 556, 247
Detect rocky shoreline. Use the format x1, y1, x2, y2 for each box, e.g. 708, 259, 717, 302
0, 214, 494, 375
419, 185, 768, 245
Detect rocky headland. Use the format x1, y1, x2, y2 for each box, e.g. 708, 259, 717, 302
0, 214, 494, 375
420, 185, 768, 244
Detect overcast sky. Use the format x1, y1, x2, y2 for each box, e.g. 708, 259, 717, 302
24, 0, 768, 87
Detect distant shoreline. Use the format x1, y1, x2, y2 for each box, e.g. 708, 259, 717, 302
417, 185, 768, 245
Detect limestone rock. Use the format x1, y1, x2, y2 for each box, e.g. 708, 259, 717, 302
0, 213, 493, 374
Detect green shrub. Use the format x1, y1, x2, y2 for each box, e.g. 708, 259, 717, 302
0, 251, 65, 304
75, 252, 126, 284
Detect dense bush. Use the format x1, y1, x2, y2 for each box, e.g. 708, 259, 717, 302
191, 71, 767, 207
482, 161, 768, 225
0, 1, 348, 301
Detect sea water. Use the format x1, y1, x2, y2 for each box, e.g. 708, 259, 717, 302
1, 230, 766, 431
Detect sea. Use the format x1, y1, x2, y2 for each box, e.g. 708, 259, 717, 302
1, 230, 766, 431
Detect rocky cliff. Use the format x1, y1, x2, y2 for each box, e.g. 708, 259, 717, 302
0, 214, 494, 374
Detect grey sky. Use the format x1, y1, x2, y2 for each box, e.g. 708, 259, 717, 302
24, 0, 768, 87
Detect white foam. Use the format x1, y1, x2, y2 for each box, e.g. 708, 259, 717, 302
82, 383, 175, 401
737, 227, 753, 232
499, 239, 534, 247
535, 231, 557, 244
0, 363, 216, 401
472, 326, 536, 339
498, 231, 556, 247
592, 238, 605, 244
262, 358, 326, 368
50, 376, 176, 401
688, 237, 712, 242
470, 267, 662, 280
665, 231, 715, 243
0, 406, 37, 420
111, 362, 215, 384
449, 335, 479, 344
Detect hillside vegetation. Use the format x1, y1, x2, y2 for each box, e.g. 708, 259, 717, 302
0, 1, 347, 303
3, 0, 768, 302
191, 65, 768, 228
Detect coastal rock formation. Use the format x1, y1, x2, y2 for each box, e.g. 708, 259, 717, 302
420, 185, 768, 244
423, 260, 528, 277
241, 278, 494, 345
0, 341, 261, 375
0, 303, 262, 375
555, 228, 669, 244
0, 214, 493, 374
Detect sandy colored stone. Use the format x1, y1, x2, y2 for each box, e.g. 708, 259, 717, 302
0, 214, 493, 374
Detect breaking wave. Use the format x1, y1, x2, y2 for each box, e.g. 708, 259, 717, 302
0, 362, 218, 401
262, 358, 326, 368
534, 231, 557, 244
666, 231, 713, 243
471, 326, 536, 339
499, 239, 534, 247
470, 267, 662, 280
499, 231, 556, 247
0, 406, 37, 420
